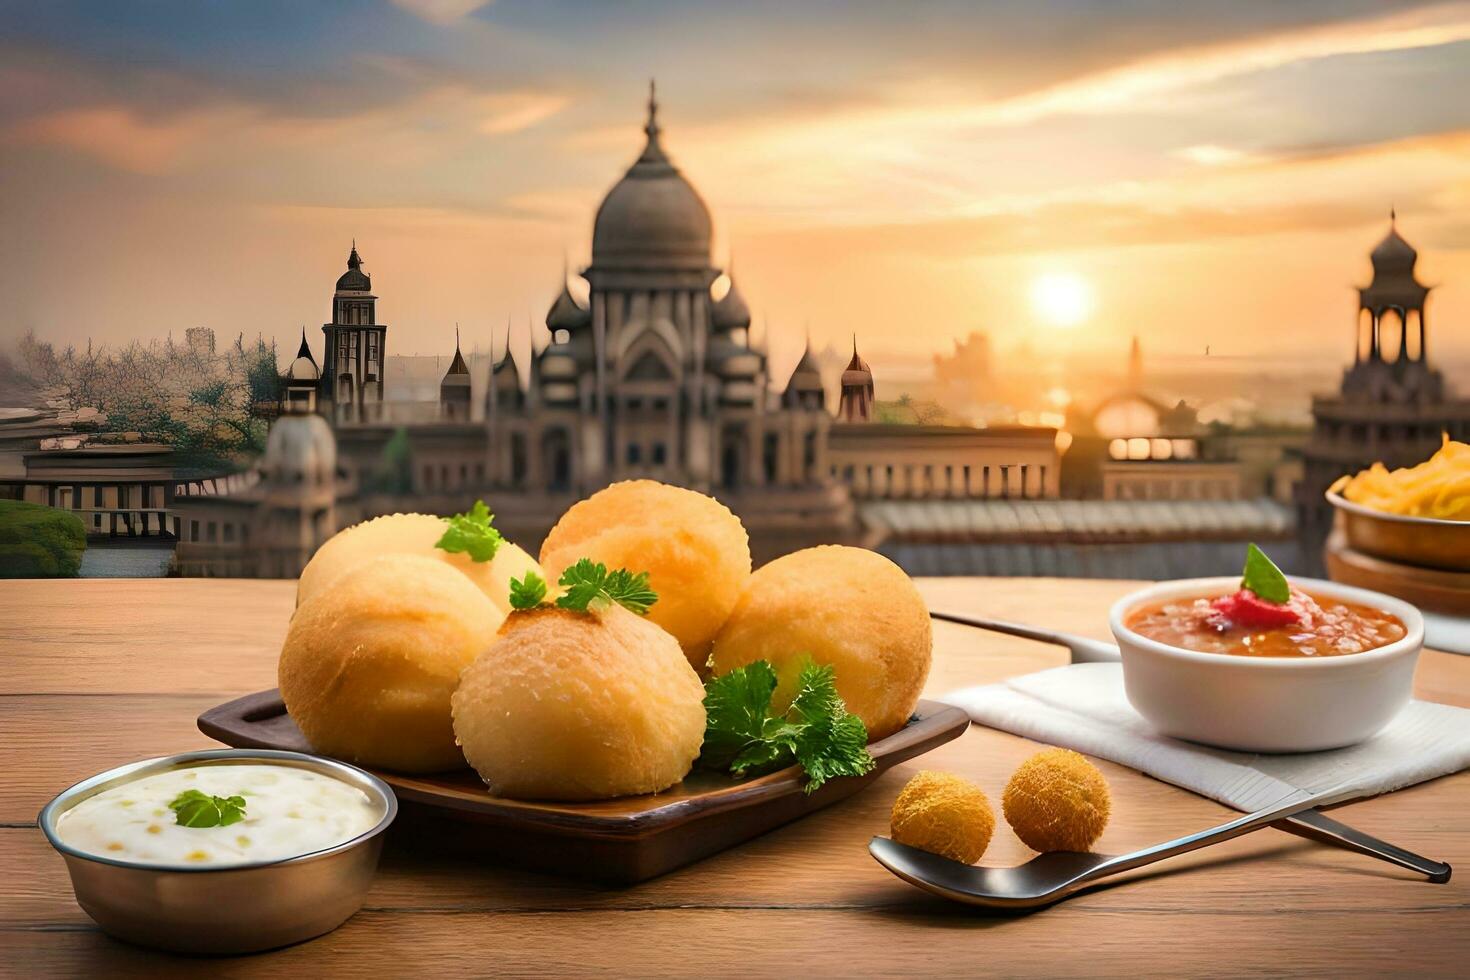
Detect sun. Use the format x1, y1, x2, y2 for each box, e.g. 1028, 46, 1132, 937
1030, 272, 1093, 328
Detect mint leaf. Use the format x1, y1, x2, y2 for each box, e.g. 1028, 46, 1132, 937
168, 789, 247, 828
697, 658, 875, 794
1241, 542, 1290, 604
509, 571, 548, 610
554, 559, 658, 615
436, 501, 503, 563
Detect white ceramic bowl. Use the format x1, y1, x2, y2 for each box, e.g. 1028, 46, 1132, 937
1109, 576, 1423, 753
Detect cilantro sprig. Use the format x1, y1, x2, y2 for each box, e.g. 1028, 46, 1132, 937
1240, 542, 1290, 604
508, 571, 548, 610
698, 659, 875, 795
508, 560, 658, 615
435, 501, 503, 563
168, 789, 247, 828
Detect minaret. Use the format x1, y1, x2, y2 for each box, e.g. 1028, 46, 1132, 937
439, 326, 471, 421
1357, 210, 1431, 366
320, 241, 388, 419
282, 327, 321, 414
1127, 335, 1143, 391
837, 335, 875, 423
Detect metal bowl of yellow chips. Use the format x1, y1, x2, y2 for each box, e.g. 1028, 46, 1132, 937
1327, 490, 1470, 572
1328, 437, 1470, 572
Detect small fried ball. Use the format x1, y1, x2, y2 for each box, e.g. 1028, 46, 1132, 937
297, 512, 542, 616
452, 604, 707, 801
1002, 748, 1112, 853
708, 545, 931, 739
890, 770, 995, 864
540, 480, 751, 668
280, 554, 502, 773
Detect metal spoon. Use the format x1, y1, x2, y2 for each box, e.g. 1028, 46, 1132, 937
871, 783, 1364, 911
929, 609, 1452, 883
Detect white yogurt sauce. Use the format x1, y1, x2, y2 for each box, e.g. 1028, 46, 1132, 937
55, 763, 382, 867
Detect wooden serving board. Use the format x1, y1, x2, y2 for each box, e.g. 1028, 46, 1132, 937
199, 690, 970, 884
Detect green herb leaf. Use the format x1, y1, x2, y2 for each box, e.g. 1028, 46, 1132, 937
168, 789, 247, 828
435, 500, 503, 563
508, 571, 548, 610
697, 658, 875, 794
1241, 542, 1291, 604
699, 661, 780, 771
554, 559, 658, 615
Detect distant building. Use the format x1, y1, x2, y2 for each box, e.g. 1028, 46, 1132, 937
1297, 215, 1470, 569
1062, 336, 1246, 501
170, 86, 1066, 575
837, 339, 875, 422
319, 243, 387, 418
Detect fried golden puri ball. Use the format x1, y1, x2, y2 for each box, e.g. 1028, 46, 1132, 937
709, 545, 931, 740
452, 604, 707, 801
1002, 748, 1112, 853
279, 554, 503, 773
540, 480, 751, 668
890, 771, 995, 865
296, 512, 542, 617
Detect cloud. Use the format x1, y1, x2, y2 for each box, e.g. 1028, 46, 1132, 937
5, 81, 568, 176
390, 0, 495, 26
7, 104, 253, 174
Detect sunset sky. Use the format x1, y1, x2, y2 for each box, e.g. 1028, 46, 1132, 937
2, 0, 1468, 378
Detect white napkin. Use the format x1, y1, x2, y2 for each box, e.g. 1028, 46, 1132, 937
942, 663, 1470, 811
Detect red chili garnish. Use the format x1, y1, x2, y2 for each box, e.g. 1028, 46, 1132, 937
1209, 589, 1301, 629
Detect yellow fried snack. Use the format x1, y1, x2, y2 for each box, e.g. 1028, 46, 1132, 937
708, 545, 932, 740
297, 511, 542, 616
890, 770, 995, 864
1002, 748, 1111, 853
540, 480, 751, 668
280, 554, 502, 773
1333, 434, 1470, 521
452, 604, 707, 801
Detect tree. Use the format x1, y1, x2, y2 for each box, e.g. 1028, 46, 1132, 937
0, 500, 87, 578
14, 328, 277, 470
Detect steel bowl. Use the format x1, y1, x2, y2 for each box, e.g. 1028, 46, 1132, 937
1327, 490, 1470, 572
38, 748, 397, 955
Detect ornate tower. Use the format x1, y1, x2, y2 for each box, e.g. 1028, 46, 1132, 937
282, 328, 320, 414
1344, 212, 1440, 403
837, 337, 875, 422
320, 243, 388, 419
1296, 213, 1467, 573
439, 328, 472, 421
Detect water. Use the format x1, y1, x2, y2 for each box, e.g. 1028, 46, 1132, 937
78, 539, 176, 578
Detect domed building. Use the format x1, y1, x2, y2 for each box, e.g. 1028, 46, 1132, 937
172, 363, 342, 578
425, 82, 855, 559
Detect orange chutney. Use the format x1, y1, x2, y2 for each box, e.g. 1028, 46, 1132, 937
1126, 591, 1406, 658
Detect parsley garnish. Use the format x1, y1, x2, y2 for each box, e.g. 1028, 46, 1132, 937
505, 561, 658, 615
555, 559, 658, 615
1240, 542, 1290, 604
698, 659, 876, 794
509, 571, 548, 610
435, 501, 503, 563
168, 789, 247, 828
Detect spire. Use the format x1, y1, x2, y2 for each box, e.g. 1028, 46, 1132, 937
1127, 334, 1143, 390
295, 326, 314, 362
637, 78, 669, 165
444, 324, 469, 378
347, 241, 362, 270
646, 78, 659, 141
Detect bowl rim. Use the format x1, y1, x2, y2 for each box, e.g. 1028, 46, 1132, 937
1109, 575, 1425, 669
37, 748, 398, 874
1326, 489, 1470, 529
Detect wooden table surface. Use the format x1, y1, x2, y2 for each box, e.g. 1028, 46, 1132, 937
5, 578, 1467, 977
